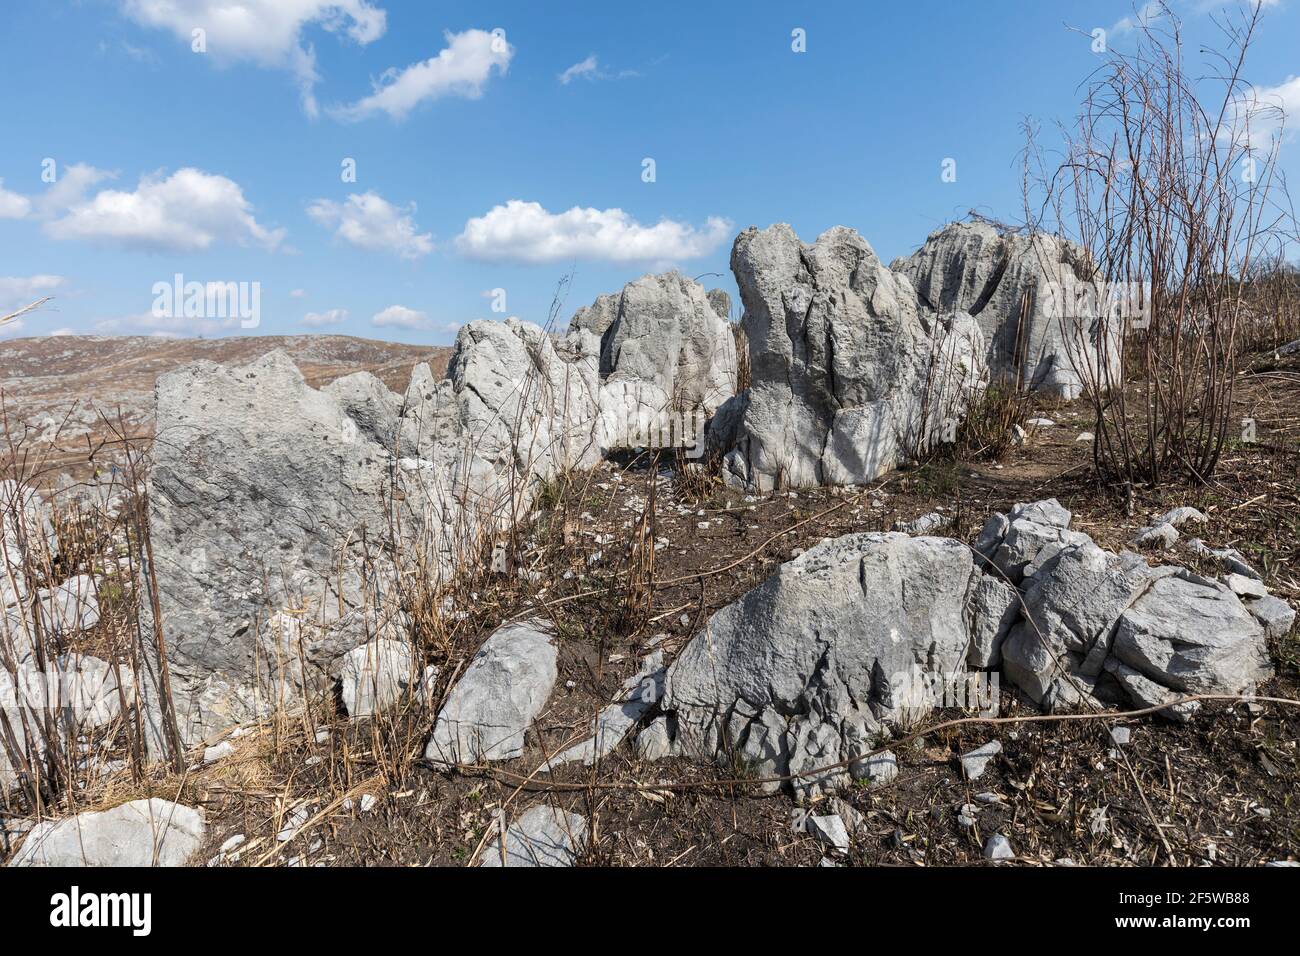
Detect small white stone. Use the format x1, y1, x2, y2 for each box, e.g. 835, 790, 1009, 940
203, 740, 235, 764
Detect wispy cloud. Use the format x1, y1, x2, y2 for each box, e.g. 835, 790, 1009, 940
557, 53, 639, 84
330, 28, 512, 121
559, 55, 599, 84
306, 191, 432, 259
0, 275, 65, 313
302, 307, 349, 327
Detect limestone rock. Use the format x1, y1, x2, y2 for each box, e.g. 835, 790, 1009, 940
1244, 594, 1296, 640
851, 749, 898, 785
806, 814, 850, 854
425, 620, 558, 764
543, 652, 664, 769
983, 832, 1015, 860
567, 271, 738, 456
967, 574, 1019, 668
722, 224, 986, 490
340, 638, 415, 718
960, 740, 1002, 780
1110, 572, 1269, 697
635, 717, 677, 761
1132, 522, 1179, 550
9, 799, 204, 867
1002, 540, 1169, 702
479, 805, 587, 867
1158, 506, 1207, 529
147, 320, 596, 748
892, 221, 1122, 399
661, 532, 976, 797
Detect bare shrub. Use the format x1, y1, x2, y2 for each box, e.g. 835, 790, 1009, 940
1055, 3, 1289, 486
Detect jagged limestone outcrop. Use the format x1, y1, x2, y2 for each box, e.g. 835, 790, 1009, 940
722, 224, 986, 490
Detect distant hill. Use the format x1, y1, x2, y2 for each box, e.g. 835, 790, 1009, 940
0, 334, 452, 473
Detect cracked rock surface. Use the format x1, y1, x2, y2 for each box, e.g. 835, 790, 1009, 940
723, 223, 986, 491
892, 221, 1123, 399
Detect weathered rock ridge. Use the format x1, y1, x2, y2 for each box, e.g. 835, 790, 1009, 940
892, 221, 1123, 399
722, 224, 987, 490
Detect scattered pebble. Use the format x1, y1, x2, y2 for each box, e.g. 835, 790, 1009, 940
806, 814, 851, 854
984, 833, 1015, 860
203, 740, 235, 764
960, 740, 1003, 781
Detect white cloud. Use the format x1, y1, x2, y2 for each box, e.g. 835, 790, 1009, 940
0, 164, 116, 221
306, 191, 432, 258
0, 180, 31, 219
556, 54, 638, 85
0, 320, 25, 339
371, 304, 428, 329
0, 275, 65, 312
121, 0, 387, 116
456, 200, 733, 264
44, 168, 284, 252
35, 164, 116, 217
559, 55, 599, 84
94, 310, 241, 337
290, 288, 307, 297
1234, 75, 1300, 149
302, 307, 348, 327
1110, 2, 1164, 36
330, 28, 512, 121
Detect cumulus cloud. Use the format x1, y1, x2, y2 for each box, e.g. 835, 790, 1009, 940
330, 28, 512, 121
306, 191, 432, 258
36, 164, 116, 217
302, 307, 348, 327
121, 0, 387, 116
0, 164, 117, 222
371, 304, 428, 329
455, 200, 733, 264
0, 275, 65, 312
0, 180, 31, 219
290, 288, 307, 297
43, 168, 283, 252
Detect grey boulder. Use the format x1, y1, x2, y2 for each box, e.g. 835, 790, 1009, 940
661, 532, 976, 797
9, 799, 204, 867
340, 638, 415, 718
479, 805, 587, 867
425, 620, 558, 764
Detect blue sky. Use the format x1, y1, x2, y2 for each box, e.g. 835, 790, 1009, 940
1, 0, 1297, 344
